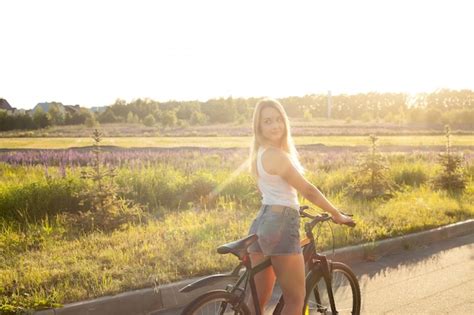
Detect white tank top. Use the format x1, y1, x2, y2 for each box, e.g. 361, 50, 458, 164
257, 146, 300, 210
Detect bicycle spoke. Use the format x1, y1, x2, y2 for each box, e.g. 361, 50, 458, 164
305, 267, 358, 315
189, 298, 240, 315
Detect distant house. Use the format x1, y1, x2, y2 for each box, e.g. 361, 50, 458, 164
0, 98, 13, 110
64, 105, 81, 115
33, 102, 66, 113
90, 106, 108, 113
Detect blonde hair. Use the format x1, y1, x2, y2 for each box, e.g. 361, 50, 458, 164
249, 98, 303, 177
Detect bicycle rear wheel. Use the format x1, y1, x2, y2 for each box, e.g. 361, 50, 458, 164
304, 262, 361, 315
181, 290, 250, 315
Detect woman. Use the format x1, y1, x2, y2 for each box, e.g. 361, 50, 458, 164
247, 98, 354, 315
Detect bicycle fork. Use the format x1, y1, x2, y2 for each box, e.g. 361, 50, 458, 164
313, 254, 338, 314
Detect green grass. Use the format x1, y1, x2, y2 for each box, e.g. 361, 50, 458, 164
1, 135, 474, 149
1, 151, 473, 313
1, 184, 473, 313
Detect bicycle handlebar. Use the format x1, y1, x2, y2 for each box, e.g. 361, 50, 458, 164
299, 205, 356, 228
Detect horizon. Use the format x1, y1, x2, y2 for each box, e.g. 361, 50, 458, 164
1, 0, 473, 110
2, 87, 473, 111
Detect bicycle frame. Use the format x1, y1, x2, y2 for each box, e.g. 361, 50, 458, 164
225, 234, 338, 315
181, 209, 348, 315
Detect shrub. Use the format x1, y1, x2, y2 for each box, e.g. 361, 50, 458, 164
347, 135, 395, 199
71, 129, 147, 232
432, 125, 467, 193
190, 111, 208, 125
143, 114, 156, 127
160, 110, 177, 127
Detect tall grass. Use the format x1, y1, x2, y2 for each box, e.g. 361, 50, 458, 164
0, 174, 85, 221
1, 149, 470, 224
2, 183, 473, 313
1, 149, 473, 313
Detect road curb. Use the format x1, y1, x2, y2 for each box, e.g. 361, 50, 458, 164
325, 219, 474, 264
34, 219, 474, 315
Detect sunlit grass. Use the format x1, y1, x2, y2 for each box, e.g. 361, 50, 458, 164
1, 184, 473, 313
1, 135, 474, 149
1, 149, 473, 313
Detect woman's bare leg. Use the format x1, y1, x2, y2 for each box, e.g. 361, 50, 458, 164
247, 253, 276, 315
271, 254, 305, 315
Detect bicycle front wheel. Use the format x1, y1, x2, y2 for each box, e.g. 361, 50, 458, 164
304, 262, 361, 315
181, 290, 250, 315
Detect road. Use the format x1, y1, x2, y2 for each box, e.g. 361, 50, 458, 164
353, 232, 474, 314
158, 232, 474, 314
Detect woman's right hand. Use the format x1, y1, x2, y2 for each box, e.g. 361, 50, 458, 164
332, 211, 356, 227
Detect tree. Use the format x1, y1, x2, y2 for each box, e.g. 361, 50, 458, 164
85, 115, 98, 127
347, 135, 395, 199
176, 101, 201, 120
48, 104, 65, 125
160, 110, 177, 127
143, 114, 156, 127
432, 125, 466, 193
33, 108, 52, 129
73, 129, 147, 232
424, 109, 443, 127
190, 111, 208, 125
98, 109, 119, 123
127, 111, 139, 124
201, 98, 237, 123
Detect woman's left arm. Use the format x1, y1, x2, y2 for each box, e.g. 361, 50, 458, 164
274, 151, 352, 224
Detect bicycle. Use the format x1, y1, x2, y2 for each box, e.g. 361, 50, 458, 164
179, 205, 361, 315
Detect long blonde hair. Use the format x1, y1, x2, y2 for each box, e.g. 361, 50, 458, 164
249, 98, 303, 177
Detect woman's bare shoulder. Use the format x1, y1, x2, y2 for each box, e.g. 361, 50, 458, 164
263, 147, 291, 164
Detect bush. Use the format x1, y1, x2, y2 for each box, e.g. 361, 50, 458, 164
432, 126, 467, 193
33, 109, 52, 129
143, 114, 156, 127
347, 135, 395, 199
73, 130, 148, 232
160, 110, 177, 127
190, 111, 208, 125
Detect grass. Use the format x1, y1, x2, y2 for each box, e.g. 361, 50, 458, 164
1, 184, 473, 313
3, 120, 473, 138
1, 134, 474, 149
1, 147, 473, 313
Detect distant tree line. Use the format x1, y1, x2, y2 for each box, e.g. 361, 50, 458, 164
1, 89, 473, 131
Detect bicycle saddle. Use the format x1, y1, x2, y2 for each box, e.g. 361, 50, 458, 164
217, 234, 258, 259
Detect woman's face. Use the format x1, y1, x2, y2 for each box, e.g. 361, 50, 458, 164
260, 106, 285, 146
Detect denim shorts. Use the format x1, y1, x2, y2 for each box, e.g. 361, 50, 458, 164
247, 204, 302, 256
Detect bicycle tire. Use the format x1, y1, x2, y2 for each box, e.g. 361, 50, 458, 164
304, 262, 361, 315
181, 290, 250, 315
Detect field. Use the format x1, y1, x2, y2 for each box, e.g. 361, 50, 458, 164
2, 119, 474, 138
1, 132, 473, 314
1, 135, 474, 149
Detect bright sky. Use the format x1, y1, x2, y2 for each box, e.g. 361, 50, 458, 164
1, 0, 473, 109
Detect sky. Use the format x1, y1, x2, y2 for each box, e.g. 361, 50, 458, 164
1, 0, 474, 109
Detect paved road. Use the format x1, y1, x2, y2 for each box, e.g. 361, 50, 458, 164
353, 232, 474, 314
158, 232, 474, 314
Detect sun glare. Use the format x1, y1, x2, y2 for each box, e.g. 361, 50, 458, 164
209, 158, 251, 201
0, 0, 473, 108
